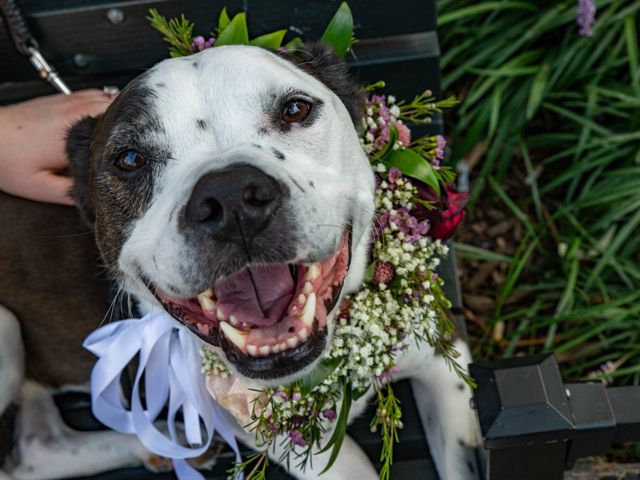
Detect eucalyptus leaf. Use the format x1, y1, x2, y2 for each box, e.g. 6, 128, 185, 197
321, 2, 354, 58
217, 7, 230, 33
284, 36, 304, 50
215, 12, 249, 46
319, 383, 352, 473
300, 357, 341, 394
249, 30, 287, 50
382, 148, 441, 195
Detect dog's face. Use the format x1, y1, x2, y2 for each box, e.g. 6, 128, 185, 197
68, 44, 374, 384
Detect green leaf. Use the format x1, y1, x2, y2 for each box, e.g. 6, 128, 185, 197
218, 7, 230, 33
526, 62, 550, 119
319, 383, 352, 473
283, 36, 304, 50
382, 148, 441, 195
438, 2, 537, 26
215, 12, 250, 46
321, 2, 354, 58
300, 357, 341, 394
249, 29, 287, 49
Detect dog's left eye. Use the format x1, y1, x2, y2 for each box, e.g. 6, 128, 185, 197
281, 100, 311, 124
114, 149, 146, 172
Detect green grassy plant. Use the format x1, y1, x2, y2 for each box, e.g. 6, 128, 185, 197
439, 0, 640, 385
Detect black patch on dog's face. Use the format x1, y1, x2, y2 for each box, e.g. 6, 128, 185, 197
67, 76, 170, 268
196, 119, 207, 130
280, 43, 365, 127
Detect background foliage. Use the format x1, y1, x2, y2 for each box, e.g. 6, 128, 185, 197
437, 0, 640, 392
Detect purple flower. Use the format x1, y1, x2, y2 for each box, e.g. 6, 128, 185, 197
292, 392, 302, 402
289, 429, 306, 447
577, 0, 596, 37
388, 166, 402, 184
192, 35, 216, 52
322, 409, 337, 421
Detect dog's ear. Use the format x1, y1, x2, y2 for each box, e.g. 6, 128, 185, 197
280, 42, 364, 127
66, 116, 98, 225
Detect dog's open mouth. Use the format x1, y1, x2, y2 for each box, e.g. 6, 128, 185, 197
153, 231, 351, 379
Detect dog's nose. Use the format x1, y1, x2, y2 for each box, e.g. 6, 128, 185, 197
184, 164, 284, 240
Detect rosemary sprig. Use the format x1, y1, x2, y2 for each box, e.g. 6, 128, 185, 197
370, 383, 403, 480
147, 9, 195, 57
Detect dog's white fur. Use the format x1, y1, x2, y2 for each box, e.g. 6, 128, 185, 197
1, 46, 480, 480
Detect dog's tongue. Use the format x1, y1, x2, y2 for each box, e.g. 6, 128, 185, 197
216, 265, 294, 327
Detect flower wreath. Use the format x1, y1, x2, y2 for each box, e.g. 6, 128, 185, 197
87, 4, 469, 480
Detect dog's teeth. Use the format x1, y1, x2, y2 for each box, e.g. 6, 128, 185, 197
229, 315, 239, 326
305, 263, 321, 281
297, 294, 306, 305
278, 341, 287, 352
298, 327, 309, 342
259, 345, 271, 356
247, 345, 258, 356
301, 293, 316, 328
272, 344, 281, 354
287, 337, 299, 348
303, 282, 313, 294
217, 309, 226, 321
220, 321, 248, 350
197, 292, 216, 312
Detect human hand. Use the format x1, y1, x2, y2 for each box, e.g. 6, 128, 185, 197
0, 89, 115, 205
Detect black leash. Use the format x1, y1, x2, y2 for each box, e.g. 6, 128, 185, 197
0, 0, 71, 93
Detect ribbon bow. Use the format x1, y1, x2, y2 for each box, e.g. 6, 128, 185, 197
84, 310, 241, 479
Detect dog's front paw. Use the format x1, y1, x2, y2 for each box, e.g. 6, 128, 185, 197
142, 454, 173, 473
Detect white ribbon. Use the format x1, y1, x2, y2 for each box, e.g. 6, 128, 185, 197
83, 311, 242, 480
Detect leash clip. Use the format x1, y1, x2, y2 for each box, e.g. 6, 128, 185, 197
27, 47, 71, 95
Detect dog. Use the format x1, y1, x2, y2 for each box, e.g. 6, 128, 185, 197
0, 43, 481, 480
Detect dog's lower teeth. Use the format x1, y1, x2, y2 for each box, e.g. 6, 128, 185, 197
301, 293, 316, 328
287, 337, 299, 348
220, 321, 248, 350
299, 327, 309, 341
303, 282, 313, 294
247, 345, 258, 356
259, 346, 271, 355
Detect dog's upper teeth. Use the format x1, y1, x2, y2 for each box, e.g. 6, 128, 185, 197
220, 321, 247, 350
229, 315, 239, 326
197, 290, 216, 312
303, 282, 313, 294
247, 344, 258, 356
305, 262, 321, 281
217, 309, 226, 321
287, 337, 299, 348
297, 293, 306, 305
301, 292, 315, 328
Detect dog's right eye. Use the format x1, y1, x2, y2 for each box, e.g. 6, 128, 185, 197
114, 149, 146, 172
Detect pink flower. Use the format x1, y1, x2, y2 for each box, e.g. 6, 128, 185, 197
372, 261, 394, 285
206, 374, 267, 427
396, 121, 411, 146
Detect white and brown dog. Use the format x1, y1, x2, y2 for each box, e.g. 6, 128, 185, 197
0, 44, 480, 480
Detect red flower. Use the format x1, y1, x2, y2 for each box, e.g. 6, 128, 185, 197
412, 183, 468, 241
